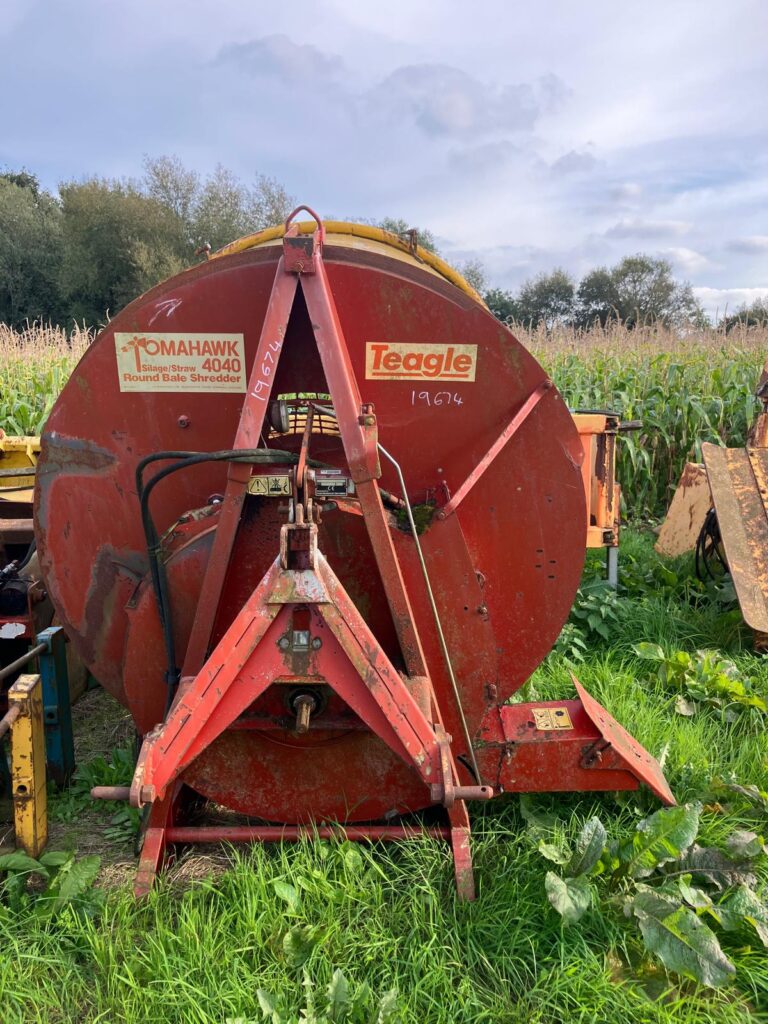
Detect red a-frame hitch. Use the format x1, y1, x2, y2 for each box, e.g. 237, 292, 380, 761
129, 208, 489, 898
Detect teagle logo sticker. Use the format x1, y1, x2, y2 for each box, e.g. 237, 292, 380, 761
365, 343, 477, 382
114, 333, 246, 393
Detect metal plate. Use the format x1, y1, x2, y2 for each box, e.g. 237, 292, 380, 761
703, 442, 768, 634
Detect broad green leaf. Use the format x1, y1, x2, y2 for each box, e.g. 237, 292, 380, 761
54, 855, 101, 908
0, 852, 48, 876
675, 695, 696, 716
341, 842, 363, 873
273, 880, 300, 912
255, 988, 281, 1023
634, 642, 665, 661
39, 851, 71, 869
631, 887, 735, 988
376, 989, 399, 1023
327, 968, 350, 1021
678, 874, 712, 910
621, 802, 701, 878
538, 840, 571, 865
545, 871, 592, 925
718, 886, 768, 947
725, 830, 767, 860
566, 817, 606, 876
679, 844, 758, 890
282, 925, 321, 968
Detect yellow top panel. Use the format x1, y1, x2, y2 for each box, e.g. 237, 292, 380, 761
211, 220, 486, 307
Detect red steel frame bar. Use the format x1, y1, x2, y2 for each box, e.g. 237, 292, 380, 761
166, 825, 452, 843
438, 379, 553, 520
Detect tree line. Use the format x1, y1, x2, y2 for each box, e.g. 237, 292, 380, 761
0, 157, 764, 331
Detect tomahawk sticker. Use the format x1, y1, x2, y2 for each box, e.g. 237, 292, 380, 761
365, 342, 477, 382
114, 333, 247, 393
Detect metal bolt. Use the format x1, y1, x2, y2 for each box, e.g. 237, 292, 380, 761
278, 636, 290, 651
177, 415, 191, 429
311, 637, 322, 650
293, 694, 317, 734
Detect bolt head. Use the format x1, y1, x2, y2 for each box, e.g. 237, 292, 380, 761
278, 636, 290, 650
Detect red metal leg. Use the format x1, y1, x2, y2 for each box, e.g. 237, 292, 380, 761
448, 800, 476, 901
134, 785, 180, 897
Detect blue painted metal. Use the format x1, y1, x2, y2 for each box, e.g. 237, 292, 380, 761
36, 626, 75, 787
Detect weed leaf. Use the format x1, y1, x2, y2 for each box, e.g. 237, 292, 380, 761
38, 851, 71, 869
283, 925, 321, 968
326, 968, 350, 1021
725, 830, 767, 860
718, 886, 768, 947
376, 989, 399, 1023
566, 817, 606, 876
679, 844, 758, 890
54, 855, 101, 909
256, 988, 281, 1022
622, 802, 700, 878
0, 852, 48, 876
631, 887, 735, 988
538, 840, 571, 865
545, 871, 592, 925
273, 880, 300, 912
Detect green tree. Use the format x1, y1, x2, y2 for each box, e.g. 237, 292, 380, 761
576, 255, 702, 328
575, 267, 620, 327
516, 268, 576, 328
144, 156, 294, 251
457, 258, 487, 294
0, 175, 64, 326
59, 179, 188, 324
484, 287, 519, 324
723, 297, 768, 332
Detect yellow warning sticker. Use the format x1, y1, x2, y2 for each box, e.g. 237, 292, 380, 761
532, 707, 573, 731
248, 475, 291, 497
114, 333, 246, 393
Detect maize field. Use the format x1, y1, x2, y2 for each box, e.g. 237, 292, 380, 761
2, 321, 765, 517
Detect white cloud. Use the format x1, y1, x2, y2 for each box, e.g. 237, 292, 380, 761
0, 0, 765, 299
605, 219, 692, 240
694, 286, 768, 320
661, 247, 714, 274
727, 235, 768, 253
214, 34, 344, 84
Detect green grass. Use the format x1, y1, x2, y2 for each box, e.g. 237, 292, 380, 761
0, 529, 766, 1023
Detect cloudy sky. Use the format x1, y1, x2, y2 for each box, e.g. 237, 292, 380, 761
1, 0, 767, 317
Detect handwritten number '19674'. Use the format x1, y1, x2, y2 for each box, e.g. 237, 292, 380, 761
411, 390, 464, 407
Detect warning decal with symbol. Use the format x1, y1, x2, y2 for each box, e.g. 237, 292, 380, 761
532, 707, 573, 731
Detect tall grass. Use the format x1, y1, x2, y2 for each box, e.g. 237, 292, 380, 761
1, 321, 766, 516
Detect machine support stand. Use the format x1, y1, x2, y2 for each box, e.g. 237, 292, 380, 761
447, 801, 475, 901
606, 545, 619, 588
134, 783, 186, 897
36, 626, 75, 787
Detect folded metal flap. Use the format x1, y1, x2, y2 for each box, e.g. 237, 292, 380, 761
572, 675, 675, 805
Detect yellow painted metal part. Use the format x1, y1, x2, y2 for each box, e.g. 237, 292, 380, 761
8, 674, 47, 857
0, 429, 39, 503
210, 220, 486, 307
